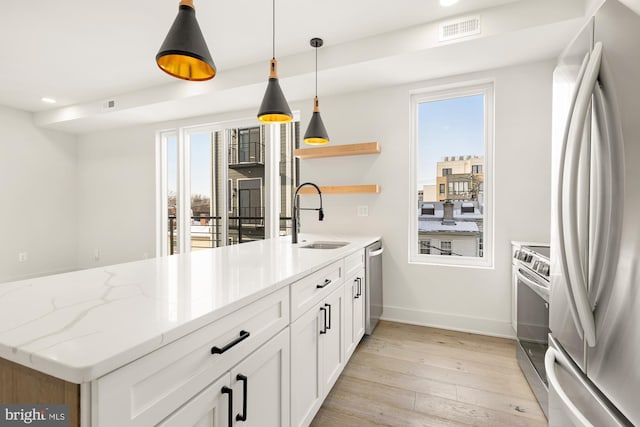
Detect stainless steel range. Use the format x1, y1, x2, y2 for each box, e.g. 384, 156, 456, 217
513, 244, 550, 418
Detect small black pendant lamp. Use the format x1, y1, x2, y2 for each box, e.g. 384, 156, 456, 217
257, 0, 293, 123
156, 0, 216, 81
303, 38, 329, 145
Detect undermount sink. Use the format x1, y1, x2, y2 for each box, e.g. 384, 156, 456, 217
300, 241, 349, 249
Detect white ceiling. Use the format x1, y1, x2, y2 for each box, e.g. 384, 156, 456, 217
0, 0, 587, 133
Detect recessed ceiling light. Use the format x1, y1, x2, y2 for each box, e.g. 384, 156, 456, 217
41, 97, 57, 104
440, 0, 459, 6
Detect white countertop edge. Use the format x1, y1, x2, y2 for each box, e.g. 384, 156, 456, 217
0, 234, 381, 384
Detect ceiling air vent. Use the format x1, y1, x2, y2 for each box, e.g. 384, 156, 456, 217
439, 16, 481, 42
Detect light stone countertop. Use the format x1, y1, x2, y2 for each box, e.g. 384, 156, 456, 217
0, 234, 379, 384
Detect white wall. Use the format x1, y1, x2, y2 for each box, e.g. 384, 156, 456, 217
300, 60, 554, 337
73, 59, 553, 337
76, 126, 156, 268
0, 105, 78, 282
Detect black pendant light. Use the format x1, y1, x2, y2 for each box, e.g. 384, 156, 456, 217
303, 38, 329, 145
257, 0, 293, 123
156, 0, 216, 81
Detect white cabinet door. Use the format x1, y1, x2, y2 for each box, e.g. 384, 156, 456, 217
158, 373, 231, 427
352, 269, 366, 345
343, 275, 356, 358
230, 328, 290, 427
290, 302, 323, 427
344, 269, 365, 360
320, 285, 344, 396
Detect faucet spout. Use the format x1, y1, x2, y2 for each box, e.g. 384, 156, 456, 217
292, 182, 324, 244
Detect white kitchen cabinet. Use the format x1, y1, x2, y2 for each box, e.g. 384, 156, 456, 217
291, 300, 323, 427
158, 374, 231, 427
344, 268, 366, 359
230, 328, 290, 427
320, 284, 345, 394
291, 283, 345, 427
93, 287, 289, 427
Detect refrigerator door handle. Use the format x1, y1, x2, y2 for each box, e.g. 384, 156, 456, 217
556, 52, 590, 340
545, 347, 595, 427
565, 42, 603, 347
590, 81, 624, 307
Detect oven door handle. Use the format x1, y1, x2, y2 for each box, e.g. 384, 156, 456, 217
516, 269, 550, 302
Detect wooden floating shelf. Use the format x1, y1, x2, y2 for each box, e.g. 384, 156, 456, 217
297, 185, 380, 195
294, 142, 380, 159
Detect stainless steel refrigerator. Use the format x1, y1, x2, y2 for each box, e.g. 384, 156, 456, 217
549, 0, 639, 425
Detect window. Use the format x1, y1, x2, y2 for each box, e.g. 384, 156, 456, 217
157, 119, 299, 256
410, 81, 494, 267
421, 204, 435, 215
440, 241, 452, 256
420, 240, 431, 254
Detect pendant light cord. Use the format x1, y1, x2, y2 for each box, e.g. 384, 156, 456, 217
315, 45, 318, 97
272, 0, 275, 59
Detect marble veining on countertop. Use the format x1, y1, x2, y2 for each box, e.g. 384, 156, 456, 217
0, 234, 379, 383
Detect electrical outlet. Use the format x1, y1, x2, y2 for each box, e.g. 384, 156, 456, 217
357, 205, 369, 217
18, 252, 28, 263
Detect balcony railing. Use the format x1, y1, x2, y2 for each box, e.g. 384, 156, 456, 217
228, 140, 265, 167
168, 215, 293, 255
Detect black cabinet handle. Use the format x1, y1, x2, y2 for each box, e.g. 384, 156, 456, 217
354, 278, 360, 299
221, 386, 233, 427
319, 307, 327, 334
325, 303, 332, 330
236, 374, 248, 422
357, 277, 362, 297
317, 278, 332, 289
211, 330, 250, 354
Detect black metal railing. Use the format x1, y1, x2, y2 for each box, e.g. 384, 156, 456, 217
169, 215, 294, 255
228, 140, 265, 165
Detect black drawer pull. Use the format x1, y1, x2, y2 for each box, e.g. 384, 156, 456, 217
317, 278, 332, 289
221, 386, 233, 427
211, 330, 250, 354
236, 374, 248, 422
354, 278, 360, 299
320, 307, 327, 334
325, 303, 332, 330
357, 277, 362, 297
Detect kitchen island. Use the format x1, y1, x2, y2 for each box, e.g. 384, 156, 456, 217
0, 234, 379, 427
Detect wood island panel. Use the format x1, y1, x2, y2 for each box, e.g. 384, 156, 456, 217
0, 357, 80, 427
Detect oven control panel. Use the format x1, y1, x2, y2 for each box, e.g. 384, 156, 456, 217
513, 248, 550, 278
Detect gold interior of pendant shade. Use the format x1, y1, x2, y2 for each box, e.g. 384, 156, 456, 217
157, 54, 216, 81
258, 113, 293, 123
303, 137, 329, 145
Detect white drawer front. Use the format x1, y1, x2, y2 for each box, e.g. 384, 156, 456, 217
94, 287, 289, 427
344, 249, 365, 277
291, 260, 344, 321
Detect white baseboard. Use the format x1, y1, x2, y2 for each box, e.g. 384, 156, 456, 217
380, 305, 516, 339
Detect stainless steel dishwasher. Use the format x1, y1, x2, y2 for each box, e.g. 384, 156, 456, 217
365, 241, 383, 335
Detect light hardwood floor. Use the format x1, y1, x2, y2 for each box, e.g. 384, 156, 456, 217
310, 321, 547, 427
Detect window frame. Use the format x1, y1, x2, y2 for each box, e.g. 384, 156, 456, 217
409, 80, 495, 268
155, 114, 299, 256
